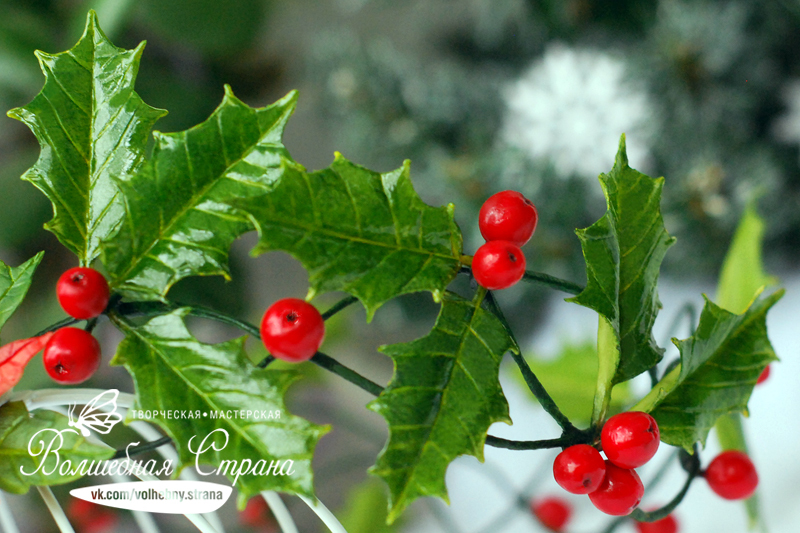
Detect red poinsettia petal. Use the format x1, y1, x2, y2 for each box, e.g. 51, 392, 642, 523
0, 333, 54, 396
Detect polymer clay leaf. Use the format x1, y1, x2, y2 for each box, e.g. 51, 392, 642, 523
239, 155, 463, 320
0, 401, 113, 494
0, 252, 43, 333
568, 135, 675, 384
368, 291, 513, 522
111, 310, 328, 498
633, 290, 782, 451
102, 87, 297, 300
7, 11, 166, 264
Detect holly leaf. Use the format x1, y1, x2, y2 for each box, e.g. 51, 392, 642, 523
110, 310, 328, 499
7, 11, 166, 264
568, 135, 675, 384
0, 401, 113, 494
517, 341, 632, 424
102, 87, 297, 300
368, 291, 513, 522
238, 155, 463, 320
633, 291, 782, 451
0, 252, 44, 334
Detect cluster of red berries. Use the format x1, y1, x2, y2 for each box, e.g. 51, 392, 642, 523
260, 298, 325, 363
529, 496, 679, 533
552, 411, 660, 517
44, 267, 110, 384
472, 190, 538, 290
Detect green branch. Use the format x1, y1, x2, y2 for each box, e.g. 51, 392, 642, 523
483, 290, 579, 435
459, 265, 584, 295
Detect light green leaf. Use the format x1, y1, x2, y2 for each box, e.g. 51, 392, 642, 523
715, 201, 775, 533
518, 340, 631, 424
568, 135, 675, 385
0, 401, 113, 494
338, 478, 403, 533
0, 252, 43, 334
368, 291, 513, 522
7, 11, 166, 264
238, 155, 463, 320
716, 201, 778, 314
633, 291, 782, 451
110, 310, 328, 498
102, 87, 297, 300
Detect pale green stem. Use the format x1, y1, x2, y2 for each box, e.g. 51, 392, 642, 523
262, 492, 299, 533
0, 490, 20, 533
591, 316, 619, 426
298, 495, 348, 533
38, 486, 75, 533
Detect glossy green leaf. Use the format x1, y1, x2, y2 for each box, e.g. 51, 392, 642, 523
715, 202, 775, 533
633, 291, 782, 451
0, 252, 43, 334
239, 155, 463, 320
0, 401, 113, 494
7, 11, 166, 264
368, 291, 513, 522
111, 310, 328, 498
568, 135, 675, 384
518, 340, 631, 424
102, 87, 297, 300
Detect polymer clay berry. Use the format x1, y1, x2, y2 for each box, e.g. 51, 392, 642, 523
756, 365, 770, 385
601, 411, 660, 469
588, 461, 644, 516
56, 267, 110, 319
471, 240, 526, 290
553, 444, 606, 494
42, 327, 101, 384
260, 298, 325, 362
530, 496, 571, 532
704, 450, 759, 500
479, 190, 538, 246
67, 498, 118, 533
634, 513, 679, 533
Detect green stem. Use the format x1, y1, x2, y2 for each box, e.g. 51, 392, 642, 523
485, 435, 579, 451
112, 436, 172, 460
322, 296, 359, 320
310, 352, 384, 397
33, 316, 80, 337
483, 291, 578, 434
629, 464, 700, 522
459, 265, 584, 295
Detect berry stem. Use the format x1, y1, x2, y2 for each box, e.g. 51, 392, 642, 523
112, 436, 173, 460
629, 454, 700, 523
33, 316, 80, 337
459, 264, 584, 295
485, 435, 578, 450
483, 291, 578, 435
321, 295, 359, 320
310, 352, 384, 396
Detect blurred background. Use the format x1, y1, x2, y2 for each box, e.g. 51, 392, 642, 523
0, 0, 798, 532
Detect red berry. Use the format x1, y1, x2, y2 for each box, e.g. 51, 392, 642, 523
756, 365, 770, 385
601, 411, 660, 469
67, 498, 117, 533
471, 241, 526, 290
240, 496, 274, 528
260, 298, 325, 362
705, 450, 758, 500
553, 444, 606, 494
42, 327, 101, 384
530, 496, 571, 532
479, 190, 538, 246
588, 462, 644, 516
634, 513, 679, 533
57, 267, 110, 319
